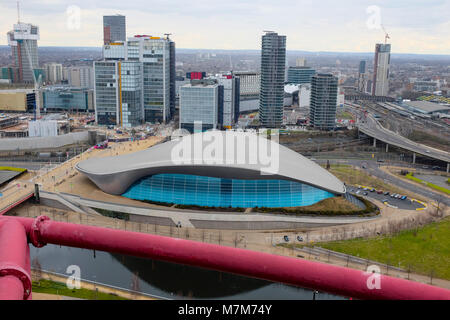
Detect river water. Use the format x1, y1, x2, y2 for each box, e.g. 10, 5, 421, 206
30, 245, 345, 300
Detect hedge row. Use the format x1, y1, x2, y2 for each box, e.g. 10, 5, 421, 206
253, 197, 379, 217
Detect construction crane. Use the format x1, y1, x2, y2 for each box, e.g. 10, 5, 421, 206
381, 24, 390, 44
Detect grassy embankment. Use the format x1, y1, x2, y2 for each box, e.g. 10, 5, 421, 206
282, 216, 450, 280
32, 279, 128, 300
405, 173, 450, 195
407, 130, 450, 152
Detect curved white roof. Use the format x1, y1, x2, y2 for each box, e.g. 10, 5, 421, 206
77, 131, 346, 195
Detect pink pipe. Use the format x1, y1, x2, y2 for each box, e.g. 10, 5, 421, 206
2, 216, 450, 300
0, 219, 32, 300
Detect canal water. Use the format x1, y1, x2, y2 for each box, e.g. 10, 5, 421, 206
30, 245, 345, 300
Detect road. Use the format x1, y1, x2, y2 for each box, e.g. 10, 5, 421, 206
318, 158, 450, 206
358, 113, 450, 165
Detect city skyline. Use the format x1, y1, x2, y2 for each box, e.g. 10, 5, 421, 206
0, 1, 449, 55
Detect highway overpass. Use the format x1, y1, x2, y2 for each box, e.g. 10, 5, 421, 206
358, 114, 450, 172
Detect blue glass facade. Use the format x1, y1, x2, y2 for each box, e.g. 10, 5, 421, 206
122, 174, 334, 208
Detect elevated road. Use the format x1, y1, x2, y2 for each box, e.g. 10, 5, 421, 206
358, 114, 450, 170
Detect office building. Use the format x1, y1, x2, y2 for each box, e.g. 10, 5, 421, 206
7, 23, 40, 83
372, 43, 391, 96
287, 67, 316, 85
43, 63, 63, 84
208, 73, 240, 128
357, 60, 366, 92
296, 58, 307, 67
259, 32, 286, 128
103, 36, 174, 123
68, 66, 94, 89
1, 67, 20, 83
41, 86, 94, 112
310, 74, 338, 130
233, 72, 260, 98
94, 60, 143, 127
179, 79, 222, 133
0, 89, 36, 112
103, 15, 126, 44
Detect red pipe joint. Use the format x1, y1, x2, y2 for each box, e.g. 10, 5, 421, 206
0, 219, 32, 300
30, 216, 50, 248
0, 264, 31, 300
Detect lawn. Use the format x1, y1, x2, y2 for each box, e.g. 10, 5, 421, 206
316, 217, 450, 280
32, 279, 128, 300
327, 164, 410, 196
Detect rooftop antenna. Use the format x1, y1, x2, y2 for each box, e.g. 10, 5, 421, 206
164, 33, 172, 40
381, 24, 390, 44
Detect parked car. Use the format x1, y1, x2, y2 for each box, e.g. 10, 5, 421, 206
401, 196, 407, 200
390, 193, 396, 198
363, 192, 368, 196
382, 199, 389, 203
283, 236, 289, 242
297, 236, 304, 242
370, 188, 376, 192
356, 190, 361, 194
384, 191, 390, 196
377, 190, 383, 194
396, 194, 402, 199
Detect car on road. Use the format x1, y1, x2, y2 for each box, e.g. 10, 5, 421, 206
432, 166, 440, 171
356, 190, 361, 194
377, 159, 385, 163
425, 150, 430, 153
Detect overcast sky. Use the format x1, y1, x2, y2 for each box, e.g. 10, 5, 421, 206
1, 0, 449, 54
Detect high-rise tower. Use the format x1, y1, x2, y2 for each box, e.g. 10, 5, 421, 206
103, 15, 126, 44
7, 23, 40, 83
259, 31, 286, 128
372, 43, 391, 96
310, 74, 338, 131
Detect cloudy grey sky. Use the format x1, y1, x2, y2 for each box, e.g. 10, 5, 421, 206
1, 0, 449, 54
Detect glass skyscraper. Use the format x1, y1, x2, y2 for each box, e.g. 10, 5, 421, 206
310, 74, 338, 131
103, 15, 126, 45
287, 66, 316, 85
7, 23, 40, 83
372, 43, 391, 97
259, 32, 286, 128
